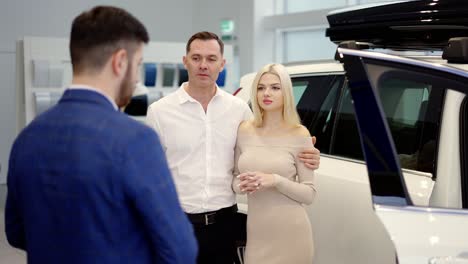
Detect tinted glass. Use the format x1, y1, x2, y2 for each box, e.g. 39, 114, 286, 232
293, 75, 345, 154
332, 70, 444, 175
331, 87, 364, 160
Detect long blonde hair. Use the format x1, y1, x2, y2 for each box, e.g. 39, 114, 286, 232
250, 63, 301, 127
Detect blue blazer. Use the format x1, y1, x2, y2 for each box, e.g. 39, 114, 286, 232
5, 89, 197, 263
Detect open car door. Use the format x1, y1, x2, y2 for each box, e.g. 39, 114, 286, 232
339, 47, 468, 264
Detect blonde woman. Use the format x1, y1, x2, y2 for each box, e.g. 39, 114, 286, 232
233, 63, 316, 264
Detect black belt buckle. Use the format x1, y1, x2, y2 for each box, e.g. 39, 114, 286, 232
205, 212, 216, 225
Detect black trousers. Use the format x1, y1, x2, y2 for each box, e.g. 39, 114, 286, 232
188, 206, 237, 264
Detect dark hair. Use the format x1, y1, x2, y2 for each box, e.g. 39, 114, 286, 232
186, 31, 224, 55
70, 6, 149, 74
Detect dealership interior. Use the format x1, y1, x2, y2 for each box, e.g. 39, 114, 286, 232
0, 0, 453, 263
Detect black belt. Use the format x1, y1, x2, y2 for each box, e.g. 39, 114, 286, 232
186, 205, 237, 226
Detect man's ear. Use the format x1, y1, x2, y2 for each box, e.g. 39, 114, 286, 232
182, 55, 188, 69
111, 49, 128, 78
220, 58, 226, 72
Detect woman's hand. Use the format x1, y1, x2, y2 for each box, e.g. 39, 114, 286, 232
237, 172, 258, 194
237, 171, 277, 194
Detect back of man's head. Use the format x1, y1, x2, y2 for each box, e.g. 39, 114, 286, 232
70, 6, 149, 75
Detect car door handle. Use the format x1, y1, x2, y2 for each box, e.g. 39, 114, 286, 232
429, 256, 468, 264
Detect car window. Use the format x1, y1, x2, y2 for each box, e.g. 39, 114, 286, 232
292, 81, 308, 106
331, 76, 443, 176
293, 75, 345, 154
340, 51, 468, 211
331, 87, 364, 160
380, 79, 441, 174
290, 70, 443, 177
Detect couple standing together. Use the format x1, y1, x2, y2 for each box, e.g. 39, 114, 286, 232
6, 5, 320, 264
147, 33, 319, 263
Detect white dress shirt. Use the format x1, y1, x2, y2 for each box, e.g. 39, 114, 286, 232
146, 83, 252, 213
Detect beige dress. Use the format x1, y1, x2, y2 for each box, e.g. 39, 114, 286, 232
233, 135, 316, 264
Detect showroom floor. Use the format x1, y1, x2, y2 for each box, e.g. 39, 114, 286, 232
0, 184, 26, 263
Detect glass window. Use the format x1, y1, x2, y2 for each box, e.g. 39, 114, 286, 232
282, 0, 347, 14
283, 29, 337, 63
379, 77, 442, 174
331, 77, 444, 175
357, 0, 392, 4
292, 80, 307, 105
293, 75, 345, 154
392, 87, 429, 126
330, 87, 364, 160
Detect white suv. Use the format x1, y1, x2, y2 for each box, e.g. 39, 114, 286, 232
235, 1, 468, 264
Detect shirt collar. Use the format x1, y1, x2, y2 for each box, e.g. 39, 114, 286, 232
68, 84, 118, 110
177, 82, 223, 104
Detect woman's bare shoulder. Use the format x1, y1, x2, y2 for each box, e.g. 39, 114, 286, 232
290, 125, 311, 137
238, 120, 256, 135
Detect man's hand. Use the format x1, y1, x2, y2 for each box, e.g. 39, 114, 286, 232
298, 136, 320, 170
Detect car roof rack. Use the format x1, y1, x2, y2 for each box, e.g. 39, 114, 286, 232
334, 41, 372, 62
326, 0, 468, 50
283, 59, 337, 66
334, 37, 468, 64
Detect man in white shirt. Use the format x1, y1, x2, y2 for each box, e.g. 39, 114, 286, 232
146, 31, 320, 264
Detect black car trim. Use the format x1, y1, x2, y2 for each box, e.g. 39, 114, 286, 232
341, 53, 411, 206
460, 97, 468, 208
327, 0, 468, 49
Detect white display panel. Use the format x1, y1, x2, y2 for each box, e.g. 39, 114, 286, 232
20, 37, 233, 127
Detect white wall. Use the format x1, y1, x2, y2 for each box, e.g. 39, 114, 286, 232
191, 0, 240, 34
190, 0, 245, 88
0, 53, 16, 183
0, 0, 195, 53
0, 0, 197, 183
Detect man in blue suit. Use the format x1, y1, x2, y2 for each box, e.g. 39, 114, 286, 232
5, 6, 197, 264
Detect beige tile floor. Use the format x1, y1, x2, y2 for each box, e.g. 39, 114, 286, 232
0, 184, 26, 264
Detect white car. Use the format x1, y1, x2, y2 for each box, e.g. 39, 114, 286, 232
235, 1, 468, 264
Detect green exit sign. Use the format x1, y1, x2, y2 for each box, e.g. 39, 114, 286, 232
220, 19, 235, 37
